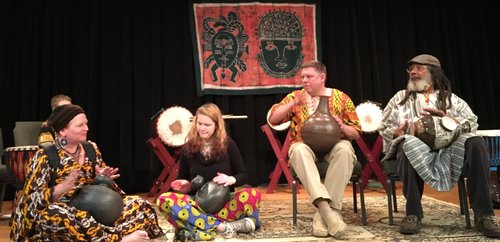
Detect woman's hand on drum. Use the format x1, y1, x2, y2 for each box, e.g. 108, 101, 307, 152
171, 179, 191, 193
95, 165, 120, 180
52, 169, 83, 201
213, 172, 236, 187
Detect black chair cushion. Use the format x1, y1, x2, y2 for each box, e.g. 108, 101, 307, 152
382, 158, 398, 177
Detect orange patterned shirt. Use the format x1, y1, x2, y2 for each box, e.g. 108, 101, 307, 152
271, 88, 361, 144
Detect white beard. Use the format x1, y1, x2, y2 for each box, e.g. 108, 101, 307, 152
407, 75, 432, 92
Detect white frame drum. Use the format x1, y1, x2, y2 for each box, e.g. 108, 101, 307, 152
356, 101, 383, 133
266, 108, 290, 131
156, 106, 193, 147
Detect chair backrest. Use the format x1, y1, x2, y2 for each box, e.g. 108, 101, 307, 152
13, 121, 43, 146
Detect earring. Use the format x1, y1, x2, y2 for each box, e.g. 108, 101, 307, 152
60, 137, 68, 146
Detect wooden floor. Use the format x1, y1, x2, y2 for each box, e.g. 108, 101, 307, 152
1, 181, 499, 241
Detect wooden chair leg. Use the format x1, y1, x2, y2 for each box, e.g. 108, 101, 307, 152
386, 178, 394, 225
458, 177, 471, 229
458, 180, 465, 215
292, 180, 298, 228
359, 179, 367, 225
352, 180, 358, 213
392, 179, 398, 213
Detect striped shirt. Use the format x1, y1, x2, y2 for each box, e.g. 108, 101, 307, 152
379, 90, 478, 191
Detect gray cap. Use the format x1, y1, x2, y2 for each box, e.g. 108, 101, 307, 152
408, 54, 441, 67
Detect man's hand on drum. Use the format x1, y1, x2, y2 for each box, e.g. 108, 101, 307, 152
421, 108, 460, 124
333, 116, 345, 129
333, 115, 360, 140
95, 165, 120, 180
394, 120, 409, 138
171, 179, 191, 193
213, 172, 236, 187
421, 107, 446, 117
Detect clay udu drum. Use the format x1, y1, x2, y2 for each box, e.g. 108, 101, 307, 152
4, 145, 39, 190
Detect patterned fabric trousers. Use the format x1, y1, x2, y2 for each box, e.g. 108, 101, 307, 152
156, 187, 261, 240
397, 137, 493, 219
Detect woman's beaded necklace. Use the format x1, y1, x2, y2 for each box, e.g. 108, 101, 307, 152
62, 145, 81, 160
201, 142, 212, 160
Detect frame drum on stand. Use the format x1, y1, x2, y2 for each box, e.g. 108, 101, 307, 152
356, 101, 383, 133
147, 106, 193, 197
263, 108, 294, 194
355, 101, 387, 189
155, 106, 193, 147
266, 109, 291, 132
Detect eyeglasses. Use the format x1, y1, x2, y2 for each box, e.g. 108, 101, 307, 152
406, 64, 427, 73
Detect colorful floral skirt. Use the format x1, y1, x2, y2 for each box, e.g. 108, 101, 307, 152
156, 187, 261, 240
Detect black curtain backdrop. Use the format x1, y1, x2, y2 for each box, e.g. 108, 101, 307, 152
1, 0, 499, 194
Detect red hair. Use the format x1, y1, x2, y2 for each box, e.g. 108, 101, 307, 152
183, 103, 227, 160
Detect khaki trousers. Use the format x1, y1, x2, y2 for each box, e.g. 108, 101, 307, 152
289, 140, 356, 210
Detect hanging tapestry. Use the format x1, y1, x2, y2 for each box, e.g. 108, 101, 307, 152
190, 1, 321, 96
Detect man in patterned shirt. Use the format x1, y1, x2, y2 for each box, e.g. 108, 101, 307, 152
379, 54, 500, 238
269, 60, 361, 238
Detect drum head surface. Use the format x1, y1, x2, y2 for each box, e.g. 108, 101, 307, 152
441, 116, 458, 131
356, 102, 383, 133
156, 106, 193, 147
4, 145, 39, 152
266, 108, 290, 131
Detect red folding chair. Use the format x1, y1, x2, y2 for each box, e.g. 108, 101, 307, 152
147, 137, 180, 198
355, 134, 386, 189
261, 124, 297, 194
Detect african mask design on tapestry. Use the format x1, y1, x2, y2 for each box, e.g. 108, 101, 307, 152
257, 11, 304, 78
202, 12, 249, 83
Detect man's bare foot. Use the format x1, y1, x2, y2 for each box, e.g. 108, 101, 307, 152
122, 230, 149, 242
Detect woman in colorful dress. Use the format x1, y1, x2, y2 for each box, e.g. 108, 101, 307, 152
156, 103, 261, 241
10, 104, 164, 241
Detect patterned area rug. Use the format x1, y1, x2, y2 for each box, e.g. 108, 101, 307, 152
152, 195, 500, 241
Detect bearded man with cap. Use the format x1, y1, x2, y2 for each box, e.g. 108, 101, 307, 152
10, 104, 164, 242
379, 54, 500, 238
